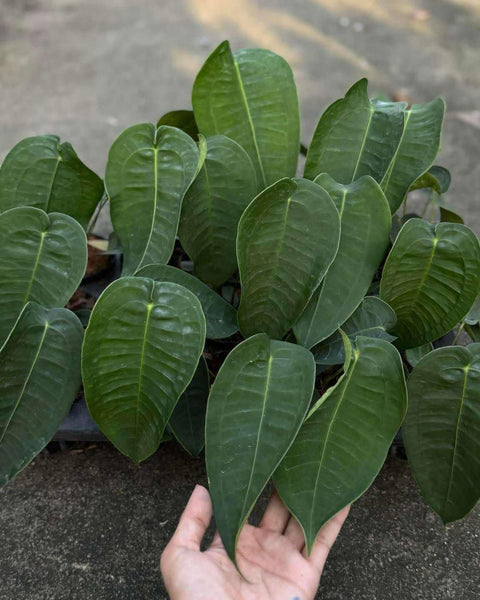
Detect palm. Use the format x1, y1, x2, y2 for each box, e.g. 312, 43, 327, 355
161, 485, 349, 600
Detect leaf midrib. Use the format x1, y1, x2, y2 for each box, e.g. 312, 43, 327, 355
350, 107, 374, 182
238, 353, 273, 529
381, 110, 412, 192
442, 364, 470, 516
136, 145, 158, 272
233, 60, 267, 188
0, 321, 49, 444
308, 350, 360, 538
23, 230, 47, 304
302, 190, 347, 347
133, 302, 154, 456
44, 154, 62, 213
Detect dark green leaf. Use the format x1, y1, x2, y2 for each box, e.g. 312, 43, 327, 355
0, 303, 83, 487
311, 296, 397, 365
466, 324, 480, 342
409, 171, 442, 194
439, 204, 464, 224
304, 79, 405, 183
0, 207, 87, 345
135, 264, 238, 339
380, 219, 480, 348
178, 135, 257, 287
294, 175, 391, 348
464, 294, 480, 325
381, 98, 445, 213
0, 135, 104, 228
82, 277, 206, 463
405, 343, 434, 367
404, 344, 480, 523
206, 334, 315, 562
274, 336, 407, 553
106, 124, 199, 275
157, 110, 199, 138
429, 166, 451, 193
237, 178, 340, 339
192, 41, 300, 188
169, 356, 209, 457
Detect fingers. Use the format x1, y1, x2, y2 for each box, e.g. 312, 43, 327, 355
259, 489, 290, 533
169, 484, 213, 551
284, 515, 305, 551
307, 505, 350, 571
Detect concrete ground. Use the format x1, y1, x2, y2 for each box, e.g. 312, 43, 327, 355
2, 442, 480, 600
1, 0, 480, 598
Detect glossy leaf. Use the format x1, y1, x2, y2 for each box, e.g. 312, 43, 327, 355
192, 41, 300, 188
206, 334, 315, 562
380, 218, 480, 348
466, 324, 480, 342
429, 166, 451, 193
274, 336, 407, 553
0, 207, 87, 345
82, 277, 206, 463
169, 356, 209, 457
304, 79, 405, 183
381, 98, 445, 213
464, 294, 480, 325
294, 174, 391, 348
0, 303, 83, 487
157, 110, 199, 139
405, 343, 434, 367
404, 344, 480, 522
410, 165, 451, 194
135, 264, 237, 339
106, 124, 199, 275
409, 172, 442, 194
311, 296, 397, 365
237, 178, 341, 339
0, 135, 104, 228
178, 135, 257, 287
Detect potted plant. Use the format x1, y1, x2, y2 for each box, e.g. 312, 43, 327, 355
0, 40, 479, 567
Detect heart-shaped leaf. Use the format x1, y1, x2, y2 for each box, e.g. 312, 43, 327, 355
82, 277, 206, 463
106, 124, 199, 275
311, 296, 397, 365
294, 175, 391, 348
403, 344, 480, 523
206, 333, 315, 562
237, 177, 340, 339
178, 135, 257, 287
274, 336, 407, 553
0, 207, 87, 345
192, 41, 300, 189
304, 79, 405, 183
0, 303, 83, 487
380, 218, 480, 348
135, 264, 238, 339
169, 356, 209, 457
381, 99, 445, 213
157, 110, 199, 139
0, 135, 104, 228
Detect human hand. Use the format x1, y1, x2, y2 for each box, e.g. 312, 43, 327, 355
160, 484, 349, 600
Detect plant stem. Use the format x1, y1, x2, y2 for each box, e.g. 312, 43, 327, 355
452, 322, 465, 345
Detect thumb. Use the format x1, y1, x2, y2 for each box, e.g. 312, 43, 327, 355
169, 484, 212, 551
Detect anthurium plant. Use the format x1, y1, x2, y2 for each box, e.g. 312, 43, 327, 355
1, 40, 479, 566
